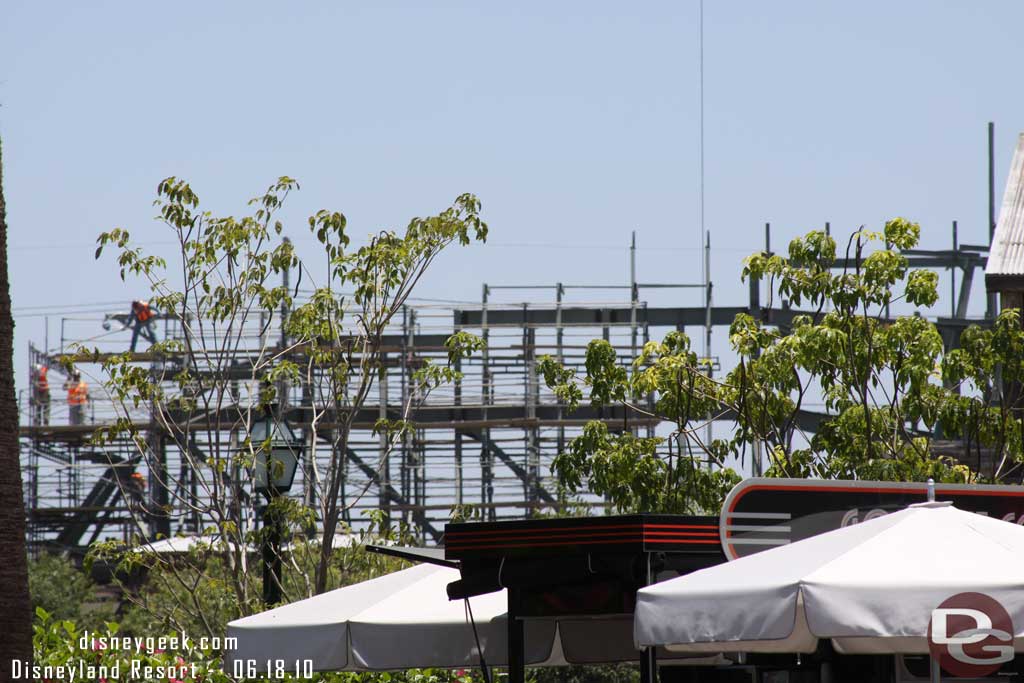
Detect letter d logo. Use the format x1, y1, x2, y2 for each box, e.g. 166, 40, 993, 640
929, 592, 1014, 678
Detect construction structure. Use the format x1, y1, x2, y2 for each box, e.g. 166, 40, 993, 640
18, 220, 996, 558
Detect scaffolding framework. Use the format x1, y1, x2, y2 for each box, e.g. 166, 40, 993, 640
20, 226, 992, 555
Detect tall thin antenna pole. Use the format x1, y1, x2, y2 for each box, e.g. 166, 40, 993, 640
630, 230, 637, 304
987, 121, 997, 320
697, 0, 705, 294
698, 0, 710, 460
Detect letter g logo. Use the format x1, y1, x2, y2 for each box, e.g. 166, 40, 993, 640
929, 593, 1014, 678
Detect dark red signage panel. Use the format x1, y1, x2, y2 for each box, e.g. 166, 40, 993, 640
444, 514, 722, 561
720, 478, 1024, 560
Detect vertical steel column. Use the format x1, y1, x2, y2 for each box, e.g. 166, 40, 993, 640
952, 221, 958, 320
407, 309, 425, 533
411, 313, 423, 532
525, 319, 539, 514
302, 363, 316, 517
454, 352, 463, 507
643, 302, 655, 439
630, 231, 638, 362
703, 230, 713, 454
555, 284, 564, 363
400, 307, 410, 527
150, 433, 170, 539
68, 450, 77, 509
481, 285, 495, 520
521, 304, 530, 506
378, 355, 390, 523
555, 284, 565, 457
630, 232, 639, 438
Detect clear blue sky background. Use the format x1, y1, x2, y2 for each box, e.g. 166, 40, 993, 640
2, 1, 1022, 392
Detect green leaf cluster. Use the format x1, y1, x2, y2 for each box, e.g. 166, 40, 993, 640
540, 219, 1014, 514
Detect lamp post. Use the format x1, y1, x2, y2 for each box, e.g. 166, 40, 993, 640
250, 407, 303, 606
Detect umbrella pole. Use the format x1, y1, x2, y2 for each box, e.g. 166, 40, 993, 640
930, 656, 941, 683
640, 552, 658, 683
507, 587, 524, 683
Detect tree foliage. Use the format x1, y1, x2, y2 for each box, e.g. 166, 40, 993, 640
541, 220, 1018, 514
28, 554, 115, 630
83, 177, 487, 629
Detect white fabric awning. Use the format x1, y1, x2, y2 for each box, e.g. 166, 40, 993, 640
635, 501, 1024, 654
227, 562, 722, 671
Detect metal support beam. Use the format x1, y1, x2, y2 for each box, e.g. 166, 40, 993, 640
54, 452, 140, 549
464, 431, 556, 504
345, 447, 441, 541
956, 265, 975, 321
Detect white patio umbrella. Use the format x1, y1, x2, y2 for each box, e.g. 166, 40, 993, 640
634, 500, 1024, 680
227, 562, 723, 672
134, 532, 365, 555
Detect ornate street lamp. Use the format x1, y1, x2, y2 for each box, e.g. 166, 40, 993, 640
249, 407, 304, 605
251, 410, 303, 498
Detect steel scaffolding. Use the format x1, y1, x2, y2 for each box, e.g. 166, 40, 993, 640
20, 226, 992, 555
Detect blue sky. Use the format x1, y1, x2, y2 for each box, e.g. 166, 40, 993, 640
2, 1, 1022, 390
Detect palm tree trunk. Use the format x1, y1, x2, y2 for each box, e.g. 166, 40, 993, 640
0, 138, 33, 676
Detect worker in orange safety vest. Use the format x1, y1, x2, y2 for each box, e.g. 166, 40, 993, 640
31, 363, 51, 425
129, 300, 159, 352
127, 471, 147, 514
65, 371, 89, 425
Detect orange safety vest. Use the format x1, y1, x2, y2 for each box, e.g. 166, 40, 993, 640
133, 301, 154, 322
35, 366, 49, 393
68, 380, 89, 405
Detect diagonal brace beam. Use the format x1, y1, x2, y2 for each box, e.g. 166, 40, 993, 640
345, 448, 441, 542
463, 431, 556, 504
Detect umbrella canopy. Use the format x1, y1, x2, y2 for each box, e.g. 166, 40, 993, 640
135, 533, 365, 555
635, 501, 1024, 656
228, 562, 722, 672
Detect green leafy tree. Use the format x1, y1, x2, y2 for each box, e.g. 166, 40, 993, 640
28, 554, 115, 630
82, 177, 486, 632
288, 197, 486, 593
541, 220, 1014, 514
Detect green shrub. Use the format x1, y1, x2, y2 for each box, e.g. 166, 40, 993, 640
28, 553, 116, 630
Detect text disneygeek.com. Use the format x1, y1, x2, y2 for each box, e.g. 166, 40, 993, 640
11, 630, 315, 680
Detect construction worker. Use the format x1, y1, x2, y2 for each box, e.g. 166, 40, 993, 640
129, 299, 158, 352
30, 363, 50, 425
127, 471, 147, 510
129, 471, 147, 491
65, 371, 89, 425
